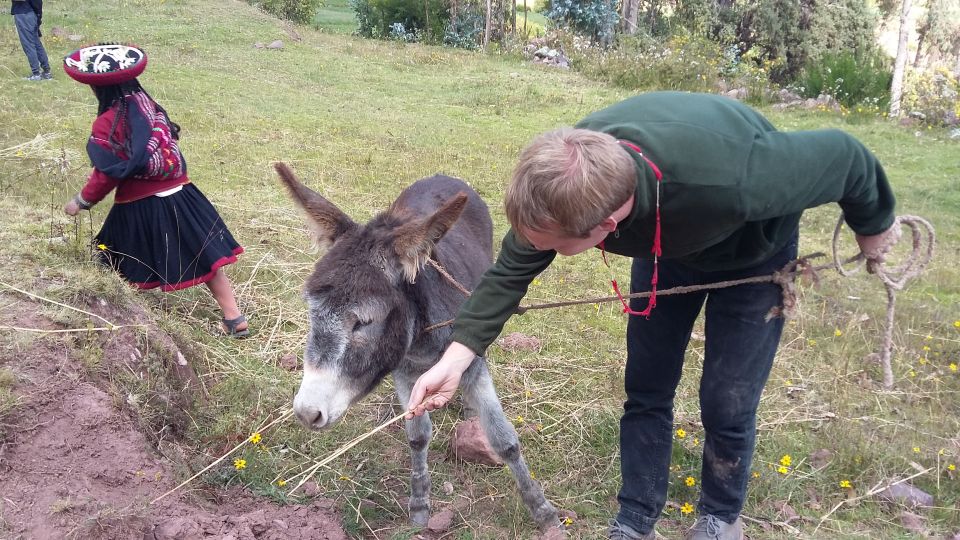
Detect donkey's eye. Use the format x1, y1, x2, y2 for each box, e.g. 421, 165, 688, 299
353, 319, 371, 333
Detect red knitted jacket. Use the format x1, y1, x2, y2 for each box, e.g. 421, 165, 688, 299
80, 107, 189, 206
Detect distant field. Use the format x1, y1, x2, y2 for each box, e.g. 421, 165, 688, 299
315, 0, 358, 34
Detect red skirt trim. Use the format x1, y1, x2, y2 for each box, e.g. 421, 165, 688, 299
132, 246, 245, 292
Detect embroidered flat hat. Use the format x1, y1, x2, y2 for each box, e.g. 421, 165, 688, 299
63, 44, 148, 86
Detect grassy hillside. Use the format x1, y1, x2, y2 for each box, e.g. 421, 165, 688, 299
1, 0, 958, 537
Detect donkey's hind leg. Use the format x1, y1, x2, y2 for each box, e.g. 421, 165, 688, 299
460, 358, 560, 530
393, 371, 433, 526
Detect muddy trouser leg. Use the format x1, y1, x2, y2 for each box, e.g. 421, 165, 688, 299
460, 358, 560, 529
698, 233, 798, 521
393, 372, 433, 526
617, 258, 707, 534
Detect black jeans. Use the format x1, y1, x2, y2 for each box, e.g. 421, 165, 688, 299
616, 232, 798, 533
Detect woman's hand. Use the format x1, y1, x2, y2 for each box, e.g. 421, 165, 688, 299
405, 341, 476, 419
64, 199, 81, 216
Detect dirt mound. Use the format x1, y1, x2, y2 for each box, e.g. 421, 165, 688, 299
0, 293, 347, 540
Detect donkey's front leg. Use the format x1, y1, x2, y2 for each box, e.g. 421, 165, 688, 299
393, 371, 433, 526
461, 359, 560, 530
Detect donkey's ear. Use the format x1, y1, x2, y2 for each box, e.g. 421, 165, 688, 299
274, 162, 356, 251
393, 193, 468, 283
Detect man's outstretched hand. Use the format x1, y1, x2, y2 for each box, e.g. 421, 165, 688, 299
856, 223, 902, 272
405, 341, 476, 419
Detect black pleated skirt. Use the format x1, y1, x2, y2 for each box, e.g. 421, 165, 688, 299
95, 183, 243, 292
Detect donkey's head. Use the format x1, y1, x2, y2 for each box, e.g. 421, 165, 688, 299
276, 163, 467, 430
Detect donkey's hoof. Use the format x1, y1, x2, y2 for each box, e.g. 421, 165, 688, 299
535, 525, 568, 539
534, 503, 561, 531
410, 509, 430, 527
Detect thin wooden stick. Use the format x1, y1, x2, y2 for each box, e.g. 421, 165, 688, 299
0, 280, 118, 328
0, 324, 142, 334
287, 410, 408, 494
150, 409, 294, 505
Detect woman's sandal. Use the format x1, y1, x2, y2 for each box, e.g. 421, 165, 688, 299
222, 315, 250, 338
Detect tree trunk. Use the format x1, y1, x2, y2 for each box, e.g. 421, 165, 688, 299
889, 0, 913, 118
620, 0, 640, 35
523, 0, 528, 36
484, 0, 492, 50
913, 31, 925, 67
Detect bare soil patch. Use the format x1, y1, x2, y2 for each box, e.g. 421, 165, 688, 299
0, 293, 348, 540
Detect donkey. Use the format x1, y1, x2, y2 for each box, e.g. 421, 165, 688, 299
275, 163, 560, 530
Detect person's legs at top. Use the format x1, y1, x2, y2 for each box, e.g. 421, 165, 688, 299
613, 257, 707, 538
13, 12, 42, 77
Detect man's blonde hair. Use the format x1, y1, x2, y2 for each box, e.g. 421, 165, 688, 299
505, 128, 636, 241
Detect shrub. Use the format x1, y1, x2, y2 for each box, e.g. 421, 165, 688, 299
545, 0, 618, 45
444, 4, 484, 49
901, 67, 960, 126
564, 31, 721, 93
256, 0, 323, 24
797, 51, 891, 109
351, 0, 449, 41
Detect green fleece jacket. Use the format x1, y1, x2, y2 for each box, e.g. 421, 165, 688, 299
451, 92, 896, 355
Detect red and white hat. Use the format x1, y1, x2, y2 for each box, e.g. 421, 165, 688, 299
63, 44, 148, 86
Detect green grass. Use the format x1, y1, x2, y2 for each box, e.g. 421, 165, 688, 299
315, 0, 359, 34
1, 1, 959, 538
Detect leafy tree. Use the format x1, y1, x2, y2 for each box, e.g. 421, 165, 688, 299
545, 0, 620, 45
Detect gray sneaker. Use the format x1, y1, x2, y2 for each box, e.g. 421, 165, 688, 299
685, 515, 744, 540
41, 72, 52, 80
609, 519, 655, 540
24, 74, 42, 81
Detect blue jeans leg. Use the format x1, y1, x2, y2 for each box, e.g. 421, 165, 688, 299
697, 234, 798, 521
14, 12, 49, 74
617, 258, 707, 534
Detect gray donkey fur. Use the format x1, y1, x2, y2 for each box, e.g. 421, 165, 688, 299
275, 163, 559, 530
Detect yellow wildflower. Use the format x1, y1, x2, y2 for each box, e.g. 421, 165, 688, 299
919, 357, 928, 365
562, 516, 573, 526
839, 479, 852, 489
922, 345, 931, 352
913, 447, 921, 454
233, 458, 246, 470
909, 370, 916, 378
680, 502, 694, 515
834, 329, 842, 337
777, 465, 789, 475
530, 471, 536, 479
953, 320, 960, 328
808, 339, 817, 346
676, 428, 686, 439
515, 415, 525, 424
693, 437, 700, 446
947, 464, 956, 471
752, 471, 760, 478
685, 476, 696, 487
249, 432, 262, 444
97, 244, 108, 250
277, 479, 287, 486
780, 455, 792, 467
339, 475, 350, 481
784, 379, 793, 386
950, 363, 958, 372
